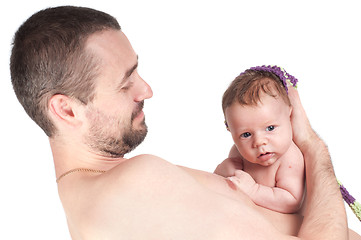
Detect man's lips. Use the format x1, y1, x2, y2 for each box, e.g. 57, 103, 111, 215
135, 110, 144, 119
131, 101, 144, 121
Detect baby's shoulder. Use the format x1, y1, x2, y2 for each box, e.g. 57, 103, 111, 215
280, 142, 303, 164
277, 143, 304, 175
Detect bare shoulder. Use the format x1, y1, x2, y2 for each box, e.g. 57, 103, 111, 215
76, 154, 211, 237
95, 154, 200, 205
63, 154, 303, 239
279, 142, 304, 171
276, 142, 305, 204
112, 154, 185, 177
103, 154, 198, 190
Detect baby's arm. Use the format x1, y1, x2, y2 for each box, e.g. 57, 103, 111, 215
274, 143, 305, 212
229, 143, 305, 213
214, 145, 243, 177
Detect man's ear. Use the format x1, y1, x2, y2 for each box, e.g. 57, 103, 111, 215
48, 94, 83, 128
224, 120, 230, 131
289, 105, 293, 118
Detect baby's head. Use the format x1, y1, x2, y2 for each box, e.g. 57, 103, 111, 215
222, 67, 295, 166
222, 68, 291, 111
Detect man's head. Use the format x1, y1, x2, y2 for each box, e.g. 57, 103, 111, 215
222, 70, 293, 166
10, 6, 153, 157
11, 6, 121, 137
81, 30, 153, 157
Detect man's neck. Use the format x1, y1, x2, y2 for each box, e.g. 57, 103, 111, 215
49, 137, 127, 181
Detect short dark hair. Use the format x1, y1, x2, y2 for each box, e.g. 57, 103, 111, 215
10, 6, 121, 137
222, 69, 291, 114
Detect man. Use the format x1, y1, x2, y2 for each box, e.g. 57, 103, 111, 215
10, 6, 360, 239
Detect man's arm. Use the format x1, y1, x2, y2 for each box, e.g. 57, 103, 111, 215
288, 86, 348, 239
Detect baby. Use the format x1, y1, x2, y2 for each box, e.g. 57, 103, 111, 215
215, 66, 304, 213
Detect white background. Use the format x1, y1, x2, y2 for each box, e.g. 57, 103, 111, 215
1, 0, 360, 238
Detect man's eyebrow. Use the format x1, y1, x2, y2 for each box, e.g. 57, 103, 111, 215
122, 55, 139, 82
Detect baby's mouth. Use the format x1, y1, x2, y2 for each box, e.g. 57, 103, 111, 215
257, 152, 274, 161
258, 152, 269, 157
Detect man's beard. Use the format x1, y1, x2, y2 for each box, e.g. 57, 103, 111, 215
85, 101, 147, 158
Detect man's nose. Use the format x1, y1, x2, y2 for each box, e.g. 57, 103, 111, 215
134, 77, 153, 102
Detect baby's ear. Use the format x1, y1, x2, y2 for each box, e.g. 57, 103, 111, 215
48, 94, 83, 128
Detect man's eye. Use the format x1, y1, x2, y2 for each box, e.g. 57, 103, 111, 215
266, 125, 275, 131
121, 82, 134, 91
241, 132, 251, 138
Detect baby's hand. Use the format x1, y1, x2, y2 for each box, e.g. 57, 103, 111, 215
214, 157, 243, 177
228, 170, 256, 196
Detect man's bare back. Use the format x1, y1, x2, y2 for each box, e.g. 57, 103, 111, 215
58, 155, 302, 239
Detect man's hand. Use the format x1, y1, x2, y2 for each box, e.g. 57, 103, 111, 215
287, 81, 348, 239
287, 83, 316, 150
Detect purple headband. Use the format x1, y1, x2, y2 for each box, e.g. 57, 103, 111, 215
241, 65, 298, 93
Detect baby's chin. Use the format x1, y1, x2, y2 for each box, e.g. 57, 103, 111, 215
257, 160, 276, 167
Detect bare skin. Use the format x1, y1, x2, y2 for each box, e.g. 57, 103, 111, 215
216, 93, 305, 213
57, 155, 305, 239
50, 30, 360, 239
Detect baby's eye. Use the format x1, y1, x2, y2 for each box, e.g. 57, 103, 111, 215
266, 125, 275, 131
241, 132, 251, 138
